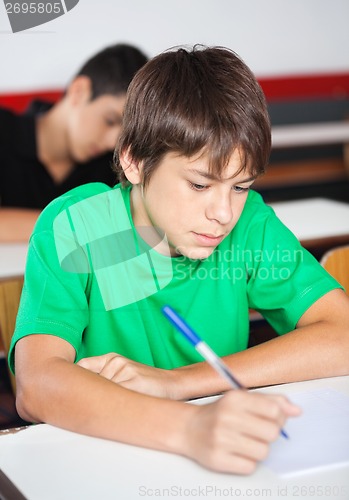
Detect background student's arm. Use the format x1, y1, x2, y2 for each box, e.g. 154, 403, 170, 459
0, 207, 40, 242
78, 289, 349, 400
14, 333, 299, 475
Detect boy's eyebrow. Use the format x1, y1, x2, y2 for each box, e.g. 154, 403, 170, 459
187, 168, 257, 183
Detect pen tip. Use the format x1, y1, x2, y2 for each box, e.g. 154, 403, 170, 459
281, 429, 289, 439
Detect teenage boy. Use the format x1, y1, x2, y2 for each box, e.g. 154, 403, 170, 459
0, 43, 147, 242
10, 46, 349, 475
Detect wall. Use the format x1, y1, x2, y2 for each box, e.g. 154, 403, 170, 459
0, 0, 349, 92
1, 0, 348, 205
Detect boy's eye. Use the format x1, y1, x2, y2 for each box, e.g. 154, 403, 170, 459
105, 116, 123, 127
234, 185, 249, 193
189, 182, 207, 191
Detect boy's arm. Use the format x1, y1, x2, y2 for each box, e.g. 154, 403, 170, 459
175, 288, 349, 399
14, 333, 299, 475
0, 208, 40, 242
78, 288, 349, 400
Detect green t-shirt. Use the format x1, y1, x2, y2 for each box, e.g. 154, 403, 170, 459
9, 183, 340, 372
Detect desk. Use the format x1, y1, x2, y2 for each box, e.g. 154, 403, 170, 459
0, 243, 27, 280
0, 244, 27, 356
271, 121, 349, 148
0, 376, 348, 500
1, 199, 349, 274
269, 197, 349, 258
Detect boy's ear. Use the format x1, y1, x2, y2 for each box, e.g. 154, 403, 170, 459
66, 76, 92, 106
119, 148, 143, 185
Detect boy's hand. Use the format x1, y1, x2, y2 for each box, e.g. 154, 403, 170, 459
181, 390, 301, 475
77, 353, 176, 398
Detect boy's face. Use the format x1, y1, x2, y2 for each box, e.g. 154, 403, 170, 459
67, 85, 126, 163
129, 150, 256, 260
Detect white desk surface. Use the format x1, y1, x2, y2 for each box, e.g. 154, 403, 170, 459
0, 376, 348, 500
272, 121, 349, 148
269, 197, 349, 243
0, 242, 28, 280
1, 198, 348, 281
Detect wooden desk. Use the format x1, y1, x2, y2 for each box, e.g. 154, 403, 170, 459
0, 244, 27, 355
261, 122, 349, 200
0, 376, 348, 500
269, 197, 349, 258
0, 244, 27, 359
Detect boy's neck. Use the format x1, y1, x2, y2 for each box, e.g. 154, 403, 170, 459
36, 100, 75, 184
130, 185, 174, 257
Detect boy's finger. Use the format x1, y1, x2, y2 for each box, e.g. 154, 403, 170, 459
76, 353, 117, 373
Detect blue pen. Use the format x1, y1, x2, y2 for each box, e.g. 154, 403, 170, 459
162, 305, 289, 439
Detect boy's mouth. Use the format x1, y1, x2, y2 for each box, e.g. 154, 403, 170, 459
192, 232, 225, 246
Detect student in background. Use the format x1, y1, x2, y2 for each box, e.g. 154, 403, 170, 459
10, 46, 349, 474
0, 43, 147, 242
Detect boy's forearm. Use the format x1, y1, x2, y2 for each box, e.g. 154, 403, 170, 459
14, 335, 301, 474
172, 319, 349, 400
16, 356, 196, 456
74, 295, 349, 402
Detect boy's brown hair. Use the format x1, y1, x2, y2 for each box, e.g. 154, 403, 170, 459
114, 45, 271, 185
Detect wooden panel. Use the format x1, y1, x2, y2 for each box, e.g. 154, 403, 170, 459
0, 277, 24, 394
320, 245, 349, 293
255, 158, 347, 190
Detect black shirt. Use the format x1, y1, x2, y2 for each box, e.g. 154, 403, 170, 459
0, 106, 118, 209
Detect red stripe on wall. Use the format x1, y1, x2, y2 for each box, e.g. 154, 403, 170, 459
258, 72, 349, 101
0, 72, 349, 113
0, 90, 62, 113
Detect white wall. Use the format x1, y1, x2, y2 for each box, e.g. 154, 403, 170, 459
0, 0, 348, 92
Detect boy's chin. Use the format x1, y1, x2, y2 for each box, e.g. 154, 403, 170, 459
174, 246, 216, 260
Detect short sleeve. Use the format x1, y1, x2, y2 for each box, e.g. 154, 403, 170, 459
8, 206, 90, 373
244, 204, 341, 334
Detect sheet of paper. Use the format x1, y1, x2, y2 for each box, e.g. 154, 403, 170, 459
263, 388, 349, 476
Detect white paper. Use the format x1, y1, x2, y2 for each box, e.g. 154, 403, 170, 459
264, 388, 349, 476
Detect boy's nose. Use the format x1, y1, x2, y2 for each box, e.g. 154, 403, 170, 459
206, 194, 233, 225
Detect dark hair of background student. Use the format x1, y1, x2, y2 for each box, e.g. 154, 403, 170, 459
75, 43, 148, 99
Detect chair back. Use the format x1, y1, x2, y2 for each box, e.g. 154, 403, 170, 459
320, 245, 349, 294
0, 277, 24, 394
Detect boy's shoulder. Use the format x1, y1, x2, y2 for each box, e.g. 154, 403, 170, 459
0, 106, 29, 128
226, 189, 282, 246
0, 106, 36, 154
245, 189, 266, 207
33, 183, 123, 235
0, 107, 18, 141
240, 189, 274, 223
0, 106, 15, 120
55, 181, 115, 202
